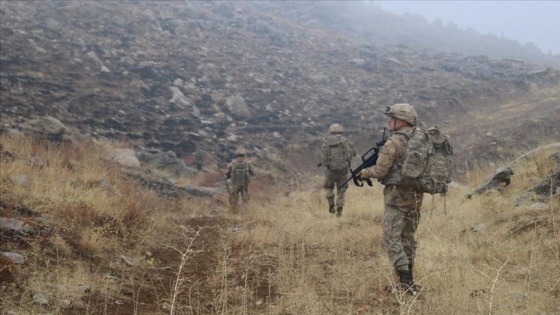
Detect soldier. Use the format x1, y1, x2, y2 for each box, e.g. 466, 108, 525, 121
225, 148, 255, 211
357, 103, 423, 295
320, 123, 357, 217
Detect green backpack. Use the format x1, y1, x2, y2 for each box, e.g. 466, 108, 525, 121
231, 161, 250, 186
400, 125, 453, 194
323, 135, 349, 171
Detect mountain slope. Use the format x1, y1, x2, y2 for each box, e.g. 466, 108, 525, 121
1, 1, 559, 172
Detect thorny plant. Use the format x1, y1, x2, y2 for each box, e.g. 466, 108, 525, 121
471, 251, 512, 315
166, 226, 207, 315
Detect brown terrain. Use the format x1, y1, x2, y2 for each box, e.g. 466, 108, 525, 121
1, 1, 560, 314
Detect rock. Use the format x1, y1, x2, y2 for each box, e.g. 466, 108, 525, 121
225, 95, 251, 118
0, 218, 35, 234
173, 78, 183, 86
467, 166, 514, 198
33, 293, 49, 306
472, 223, 485, 232
20, 116, 69, 141
1, 252, 26, 264
106, 148, 141, 168
136, 149, 198, 177
169, 86, 201, 118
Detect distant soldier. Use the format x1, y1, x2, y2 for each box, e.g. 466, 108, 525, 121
320, 123, 357, 217
226, 148, 255, 211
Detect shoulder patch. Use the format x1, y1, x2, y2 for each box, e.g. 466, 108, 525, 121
380, 146, 390, 155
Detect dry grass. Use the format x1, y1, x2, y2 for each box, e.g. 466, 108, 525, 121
1, 133, 559, 314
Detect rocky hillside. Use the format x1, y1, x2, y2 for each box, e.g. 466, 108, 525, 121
1, 1, 559, 173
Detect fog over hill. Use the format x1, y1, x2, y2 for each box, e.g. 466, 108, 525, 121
262, 1, 560, 68
1, 1, 559, 174
378, 1, 560, 56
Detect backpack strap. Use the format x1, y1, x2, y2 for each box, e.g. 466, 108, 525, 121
392, 126, 417, 140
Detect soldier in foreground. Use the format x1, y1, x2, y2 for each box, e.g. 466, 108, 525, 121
320, 123, 357, 217
225, 148, 255, 211
357, 104, 423, 295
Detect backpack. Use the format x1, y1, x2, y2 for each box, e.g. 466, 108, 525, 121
231, 161, 250, 186
323, 135, 350, 171
400, 125, 453, 194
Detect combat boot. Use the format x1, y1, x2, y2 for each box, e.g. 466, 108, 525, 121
328, 197, 335, 214
397, 269, 419, 296
336, 207, 343, 217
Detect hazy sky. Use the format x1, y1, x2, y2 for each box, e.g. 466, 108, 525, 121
376, 1, 560, 54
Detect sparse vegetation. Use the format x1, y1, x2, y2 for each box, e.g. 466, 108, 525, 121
1, 133, 559, 314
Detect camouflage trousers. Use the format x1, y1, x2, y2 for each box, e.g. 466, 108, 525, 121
382, 204, 421, 271
229, 185, 250, 210
323, 168, 349, 207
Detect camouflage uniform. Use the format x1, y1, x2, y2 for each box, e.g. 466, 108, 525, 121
321, 124, 357, 217
361, 126, 423, 271
226, 151, 255, 210
360, 103, 423, 294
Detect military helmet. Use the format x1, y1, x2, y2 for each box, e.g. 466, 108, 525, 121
329, 123, 344, 134
384, 103, 418, 126
235, 148, 247, 156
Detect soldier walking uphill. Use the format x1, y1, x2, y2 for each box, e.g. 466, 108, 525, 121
226, 148, 255, 211
320, 123, 357, 217
357, 104, 423, 295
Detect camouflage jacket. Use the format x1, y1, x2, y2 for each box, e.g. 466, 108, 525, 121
360, 126, 414, 182
361, 126, 422, 209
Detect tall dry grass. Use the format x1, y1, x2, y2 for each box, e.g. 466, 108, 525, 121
206, 142, 559, 314
1, 133, 559, 314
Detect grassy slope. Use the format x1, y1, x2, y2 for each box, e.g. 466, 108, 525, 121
1, 134, 559, 314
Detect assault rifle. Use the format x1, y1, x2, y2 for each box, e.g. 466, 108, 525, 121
338, 128, 387, 189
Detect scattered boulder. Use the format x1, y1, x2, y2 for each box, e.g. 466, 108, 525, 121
33, 293, 49, 306
467, 166, 514, 198
20, 116, 70, 142
472, 223, 486, 232
136, 149, 198, 177
169, 86, 200, 117
225, 95, 251, 118
1, 252, 26, 264
0, 218, 35, 234
106, 148, 141, 168
513, 152, 560, 205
